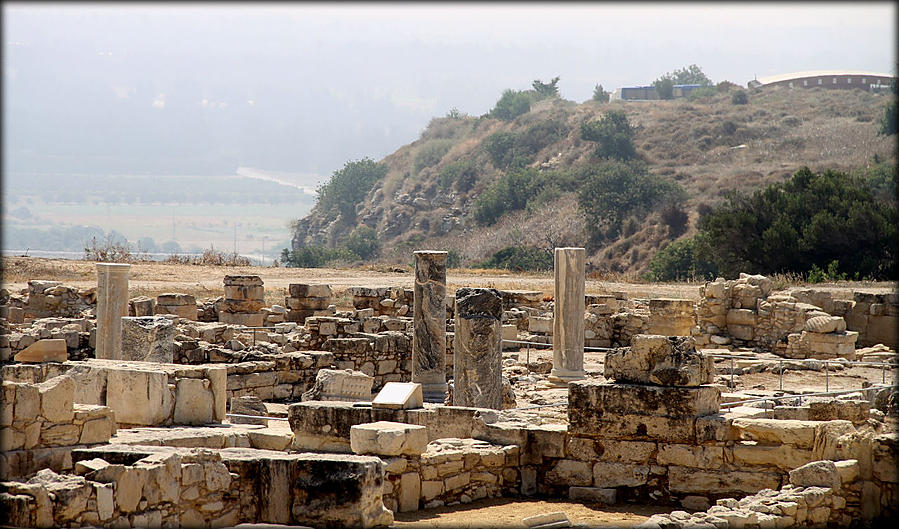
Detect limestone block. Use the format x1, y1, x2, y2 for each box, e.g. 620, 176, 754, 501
121, 316, 174, 363
350, 421, 428, 456
727, 309, 757, 326
219, 312, 264, 327
229, 395, 268, 425
223, 284, 264, 301
37, 375, 74, 422
593, 461, 649, 488
728, 324, 754, 341
173, 378, 215, 425
808, 400, 870, 424
289, 284, 332, 298
529, 315, 553, 334
731, 418, 818, 449
834, 459, 859, 484
731, 442, 816, 470
668, 466, 781, 495
399, 472, 421, 512
523, 511, 570, 528
130, 296, 155, 317
596, 440, 656, 463
545, 459, 592, 486
570, 411, 697, 442
14, 339, 68, 363
105, 368, 172, 425
656, 444, 724, 469
569, 381, 720, 420
372, 382, 423, 410
647, 299, 695, 336
303, 368, 373, 402
569, 486, 616, 505
805, 316, 846, 334
789, 460, 841, 489
604, 335, 714, 387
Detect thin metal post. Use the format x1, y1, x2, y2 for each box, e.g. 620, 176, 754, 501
730, 357, 735, 387
825, 361, 829, 392
527, 342, 531, 374
883, 362, 886, 384
779, 360, 783, 391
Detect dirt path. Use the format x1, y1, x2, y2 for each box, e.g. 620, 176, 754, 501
391, 497, 670, 528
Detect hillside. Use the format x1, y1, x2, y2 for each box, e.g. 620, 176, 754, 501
289, 86, 896, 275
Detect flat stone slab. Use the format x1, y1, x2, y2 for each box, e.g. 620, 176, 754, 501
14, 338, 67, 363
604, 334, 713, 387
350, 421, 428, 456
570, 380, 721, 419
372, 382, 423, 410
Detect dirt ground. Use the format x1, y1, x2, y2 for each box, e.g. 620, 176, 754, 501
3, 256, 894, 309
391, 497, 670, 528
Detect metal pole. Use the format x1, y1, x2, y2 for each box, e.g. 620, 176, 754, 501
527, 342, 531, 374
779, 360, 783, 391
730, 357, 734, 388
883, 362, 886, 384
825, 361, 829, 392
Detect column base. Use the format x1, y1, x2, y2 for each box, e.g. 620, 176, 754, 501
548, 368, 586, 386
421, 382, 448, 404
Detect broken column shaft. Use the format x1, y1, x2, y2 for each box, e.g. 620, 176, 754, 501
453, 287, 503, 409
550, 247, 586, 383
95, 263, 131, 360
412, 250, 448, 403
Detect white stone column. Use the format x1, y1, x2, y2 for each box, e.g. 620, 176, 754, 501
550, 247, 586, 383
95, 263, 131, 360
412, 251, 448, 403
453, 288, 503, 409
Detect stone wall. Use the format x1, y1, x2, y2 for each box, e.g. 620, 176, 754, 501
843, 292, 899, 349
3, 317, 94, 362
1, 445, 393, 528
2, 360, 226, 428
4, 281, 96, 321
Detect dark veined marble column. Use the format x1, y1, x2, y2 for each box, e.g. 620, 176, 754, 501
453, 287, 503, 409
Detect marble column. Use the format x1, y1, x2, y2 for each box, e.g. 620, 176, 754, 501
453, 287, 503, 409
412, 251, 448, 403
550, 247, 586, 384
95, 263, 131, 360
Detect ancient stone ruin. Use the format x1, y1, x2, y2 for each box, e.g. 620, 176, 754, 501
0, 251, 896, 528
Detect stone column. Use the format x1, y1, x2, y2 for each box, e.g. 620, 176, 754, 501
453, 288, 503, 409
412, 251, 448, 403
95, 263, 131, 360
550, 247, 586, 384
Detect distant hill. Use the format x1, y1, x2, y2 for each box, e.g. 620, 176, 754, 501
289, 86, 896, 275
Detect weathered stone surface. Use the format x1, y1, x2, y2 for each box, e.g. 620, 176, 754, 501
647, 299, 695, 336
121, 316, 174, 362
230, 395, 268, 425
805, 315, 846, 334
668, 466, 782, 495
38, 375, 75, 422
14, 339, 68, 363
571, 411, 698, 442
130, 296, 155, 317
302, 368, 373, 402
95, 263, 130, 359
730, 443, 817, 471
604, 334, 714, 387
808, 399, 870, 424
789, 460, 841, 489
656, 444, 724, 469
412, 251, 448, 403
155, 293, 198, 320
173, 378, 215, 425
454, 287, 503, 409
569, 380, 721, 422
731, 418, 819, 449
569, 486, 616, 505
551, 247, 586, 383
350, 421, 428, 456
593, 461, 649, 488
105, 368, 172, 425
288, 401, 374, 451
289, 283, 332, 298
545, 459, 593, 486
219, 312, 265, 327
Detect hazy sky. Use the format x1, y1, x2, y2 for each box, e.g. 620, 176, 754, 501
3, 2, 896, 181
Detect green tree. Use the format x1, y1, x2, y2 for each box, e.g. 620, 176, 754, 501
879, 99, 897, 135
315, 158, 387, 222
476, 246, 553, 271
344, 226, 380, 260
731, 90, 748, 105
577, 161, 686, 243
668, 64, 713, 86
698, 167, 897, 279
592, 84, 610, 103
647, 236, 718, 281
653, 77, 674, 99
472, 168, 545, 225
489, 89, 534, 121
532, 77, 561, 99
580, 110, 638, 160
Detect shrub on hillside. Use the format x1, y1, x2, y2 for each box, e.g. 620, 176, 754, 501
439, 159, 478, 191
489, 89, 535, 121
476, 245, 553, 271
580, 110, 638, 161
413, 139, 454, 174
316, 158, 387, 222
698, 166, 897, 279
731, 90, 748, 105
473, 168, 544, 226
345, 226, 380, 260
647, 236, 718, 281
577, 161, 685, 243
592, 84, 610, 103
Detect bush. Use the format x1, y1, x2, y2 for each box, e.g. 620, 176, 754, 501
807, 260, 849, 283
439, 159, 478, 191
687, 85, 717, 101
660, 203, 689, 237
482, 131, 518, 169
577, 161, 686, 243
731, 91, 748, 105
280, 246, 358, 268
532, 77, 561, 99
647, 236, 718, 281
489, 89, 534, 121
344, 226, 380, 260
580, 110, 638, 161
698, 166, 897, 279
472, 168, 544, 225
316, 158, 388, 222
879, 98, 897, 135
84, 235, 134, 263
413, 139, 454, 174
592, 84, 610, 103
476, 246, 553, 271
654, 77, 674, 100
